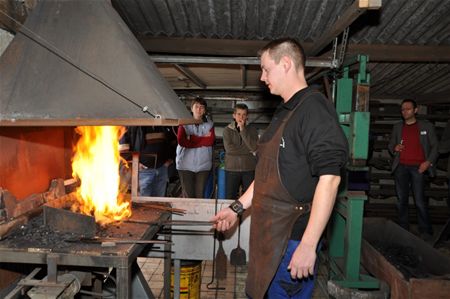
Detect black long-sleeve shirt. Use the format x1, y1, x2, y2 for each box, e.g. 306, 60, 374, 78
260, 87, 349, 239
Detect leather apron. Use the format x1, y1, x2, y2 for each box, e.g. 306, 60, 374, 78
245, 91, 315, 299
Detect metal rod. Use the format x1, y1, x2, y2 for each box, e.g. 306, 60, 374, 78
65, 238, 170, 245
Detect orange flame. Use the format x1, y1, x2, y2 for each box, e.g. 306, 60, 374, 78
71, 126, 131, 225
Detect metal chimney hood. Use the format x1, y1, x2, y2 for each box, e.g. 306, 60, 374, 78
0, 0, 194, 126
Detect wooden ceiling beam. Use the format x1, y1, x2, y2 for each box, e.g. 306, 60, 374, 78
141, 37, 450, 63
174, 64, 206, 89
139, 36, 269, 57
371, 91, 450, 104
345, 44, 450, 62
308, 0, 382, 56
241, 65, 247, 89
415, 91, 450, 104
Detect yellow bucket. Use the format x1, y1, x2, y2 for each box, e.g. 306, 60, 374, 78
170, 260, 202, 299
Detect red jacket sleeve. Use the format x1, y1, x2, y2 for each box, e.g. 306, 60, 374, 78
177, 126, 215, 148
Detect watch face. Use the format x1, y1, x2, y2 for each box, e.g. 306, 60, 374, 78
230, 201, 243, 215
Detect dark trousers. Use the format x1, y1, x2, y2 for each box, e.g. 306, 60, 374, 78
394, 164, 433, 234
225, 170, 254, 200
178, 170, 210, 198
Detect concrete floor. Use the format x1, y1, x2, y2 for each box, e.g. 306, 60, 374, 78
138, 256, 329, 299
137, 222, 450, 298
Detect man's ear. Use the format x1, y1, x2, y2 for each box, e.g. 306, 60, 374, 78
281, 56, 292, 72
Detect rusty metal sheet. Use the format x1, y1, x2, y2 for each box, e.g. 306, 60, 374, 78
362, 218, 450, 299
0, 0, 192, 126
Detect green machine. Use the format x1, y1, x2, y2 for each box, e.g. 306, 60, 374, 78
328, 54, 381, 290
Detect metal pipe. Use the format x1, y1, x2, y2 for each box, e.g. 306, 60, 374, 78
150, 55, 333, 68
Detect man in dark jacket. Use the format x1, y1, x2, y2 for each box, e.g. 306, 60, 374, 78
439, 120, 450, 208
388, 99, 438, 239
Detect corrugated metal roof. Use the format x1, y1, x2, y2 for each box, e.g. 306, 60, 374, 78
114, 0, 450, 44
0, 0, 414, 103
114, 0, 354, 41
112, 0, 450, 102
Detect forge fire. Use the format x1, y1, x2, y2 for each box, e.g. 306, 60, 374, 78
71, 126, 131, 225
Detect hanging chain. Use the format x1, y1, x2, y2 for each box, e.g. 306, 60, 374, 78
338, 27, 350, 68
331, 36, 339, 69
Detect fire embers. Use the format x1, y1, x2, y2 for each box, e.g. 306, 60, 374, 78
71, 126, 131, 225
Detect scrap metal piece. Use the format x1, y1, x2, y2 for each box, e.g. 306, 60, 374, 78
43, 205, 95, 238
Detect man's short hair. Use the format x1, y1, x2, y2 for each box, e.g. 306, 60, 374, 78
191, 97, 207, 108
401, 99, 417, 109
234, 103, 249, 113
258, 37, 306, 71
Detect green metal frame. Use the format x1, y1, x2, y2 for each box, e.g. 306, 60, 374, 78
328, 54, 379, 289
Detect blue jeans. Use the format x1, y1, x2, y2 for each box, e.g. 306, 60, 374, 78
394, 164, 433, 234
139, 165, 168, 197
225, 170, 255, 199
265, 240, 319, 299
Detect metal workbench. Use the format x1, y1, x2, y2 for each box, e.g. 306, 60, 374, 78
0, 205, 170, 298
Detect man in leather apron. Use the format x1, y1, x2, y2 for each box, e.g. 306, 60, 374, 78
212, 38, 348, 298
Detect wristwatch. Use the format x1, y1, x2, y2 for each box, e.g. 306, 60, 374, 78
229, 200, 245, 217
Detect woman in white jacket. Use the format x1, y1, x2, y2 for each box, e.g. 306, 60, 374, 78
176, 98, 215, 198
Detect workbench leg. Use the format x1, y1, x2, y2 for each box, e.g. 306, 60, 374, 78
174, 259, 181, 299
164, 233, 172, 299
116, 265, 131, 299
131, 262, 155, 299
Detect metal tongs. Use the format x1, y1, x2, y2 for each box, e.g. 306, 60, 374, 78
123, 219, 215, 226
65, 237, 170, 247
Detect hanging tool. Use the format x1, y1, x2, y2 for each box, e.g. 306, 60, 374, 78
206, 196, 226, 290
230, 215, 246, 266
215, 231, 228, 279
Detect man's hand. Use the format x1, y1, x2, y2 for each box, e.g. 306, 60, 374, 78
236, 119, 246, 131
287, 242, 317, 279
210, 207, 238, 232
288, 175, 340, 279
418, 160, 431, 173
394, 143, 404, 152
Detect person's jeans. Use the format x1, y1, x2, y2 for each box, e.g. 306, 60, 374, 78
265, 240, 320, 299
394, 164, 433, 234
225, 170, 255, 199
139, 165, 168, 197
